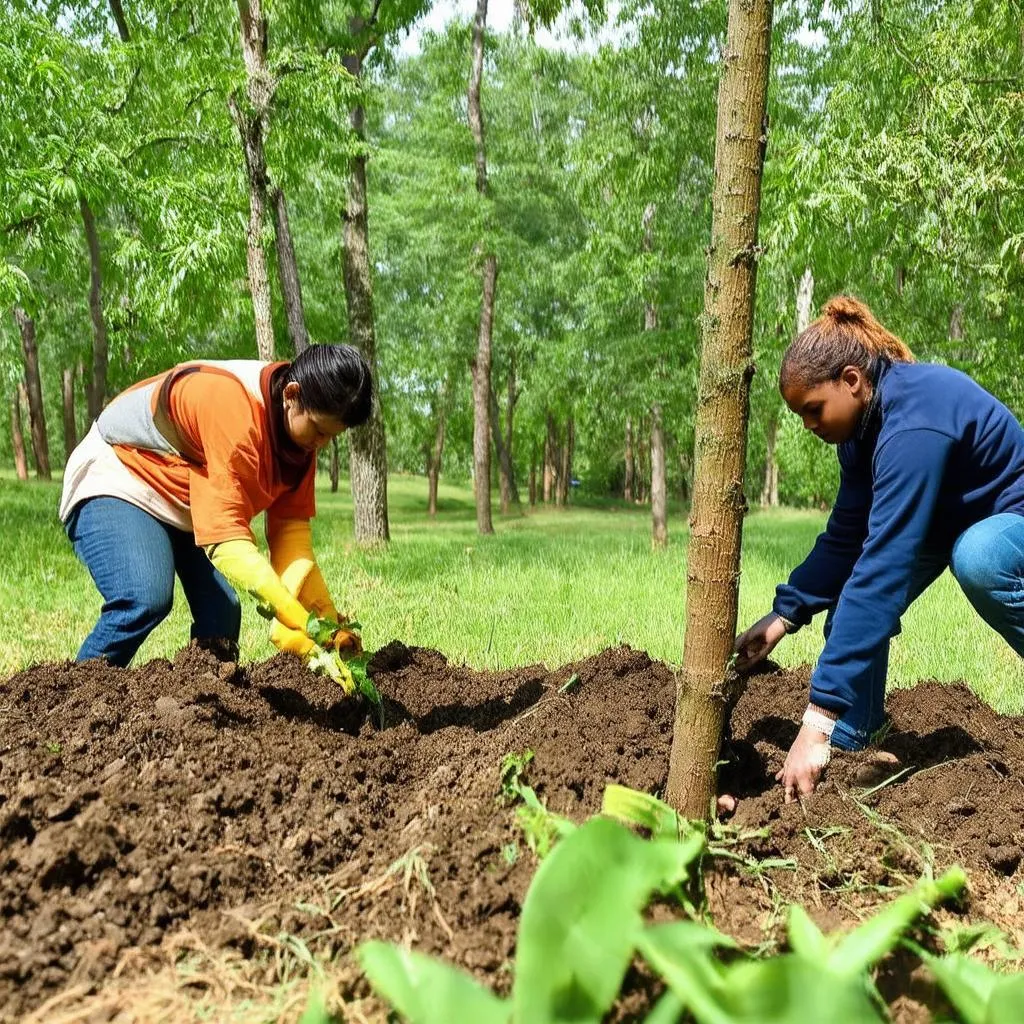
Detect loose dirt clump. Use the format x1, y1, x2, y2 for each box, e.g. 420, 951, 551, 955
1, 644, 1022, 1020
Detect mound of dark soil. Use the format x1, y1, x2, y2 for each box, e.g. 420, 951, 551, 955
1, 644, 1022, 1021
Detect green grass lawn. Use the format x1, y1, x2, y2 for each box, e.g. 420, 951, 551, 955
1, 471, 1020, 711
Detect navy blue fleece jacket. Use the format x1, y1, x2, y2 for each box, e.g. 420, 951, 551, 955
773, 361, 1024, 716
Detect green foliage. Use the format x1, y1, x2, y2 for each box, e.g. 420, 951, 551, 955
919, 949, 1024, 1024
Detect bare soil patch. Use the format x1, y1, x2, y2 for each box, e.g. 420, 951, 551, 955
2, 643, 1022, 1020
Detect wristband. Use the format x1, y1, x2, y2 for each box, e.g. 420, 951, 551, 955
802, 707, 837, 738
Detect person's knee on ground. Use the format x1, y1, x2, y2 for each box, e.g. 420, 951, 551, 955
80, 579, 174, 667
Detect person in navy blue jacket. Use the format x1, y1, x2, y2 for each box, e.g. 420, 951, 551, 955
735, 295, 1024, 803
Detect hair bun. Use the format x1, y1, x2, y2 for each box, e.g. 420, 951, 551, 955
822, 295, 870, 324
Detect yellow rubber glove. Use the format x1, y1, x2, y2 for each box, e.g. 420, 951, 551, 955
206, 538, 309, 631
267, 518, 339, 619
269, 620, 315, 658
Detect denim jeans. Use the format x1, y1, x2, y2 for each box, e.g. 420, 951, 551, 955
830, 512, 1024, 750
65, 497, 241, 667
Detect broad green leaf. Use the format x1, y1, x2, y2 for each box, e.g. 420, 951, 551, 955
643, 989, 685, 1024
359, 941, 510, 1024
298, 986, 332, 1024
786, 903, 828, 962
920, 951, 1000, 1024
827, 868, 966, 977
512, 817, 704, 1024
602, 783, 693, 841
637, 922, 737, 1024
987, 974, 1024, 1024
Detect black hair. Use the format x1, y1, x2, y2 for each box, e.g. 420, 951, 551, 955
282, 344, 373, 427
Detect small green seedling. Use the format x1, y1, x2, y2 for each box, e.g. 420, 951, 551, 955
558, 672, 580, 694
305, 613, 384, 726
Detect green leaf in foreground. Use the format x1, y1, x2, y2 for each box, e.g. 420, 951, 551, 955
919, 949, 1024, 1024
512, 815, 705, 1024
358, 942, 509, 1024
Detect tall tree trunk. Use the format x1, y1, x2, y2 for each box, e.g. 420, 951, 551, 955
678, 448, 691, 505
271, 186, 309, 355
108, 0, 131, 41
342, 47, 390, 546
329, 438, 339, 493
643, 202, 667, 545
651, 404, 668, 547
468, 0, 496, 535
624, 415, 635, 502
557, 415, 573, 506
471, 258, 497, 533
667, 0, 773, 817
427, 381, 448, 518
529, 444, 537, 506
11, 387, 28, 481
80, 197, 109, 424
229, 0, 275, 361
948, 303, 964, 345
763, 265, 811, 507
490, 386, 520, 514
13, 308, 51, 480
61, 366, 77, 462
543, 415, 555, 503
895, 263, 906, 297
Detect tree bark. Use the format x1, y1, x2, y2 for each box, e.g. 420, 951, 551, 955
643, 202, 667, 545
678, 448, 691, 505
330, 438, 340, 493
341, 47, 390, 546
557, 415, 573, 506
108, 0, 131, 41
762, 265, 811, 507
490, 385, 520, 514
468, 0, 495, 535
948, 303, 964, 345
229, 0, 275, 361
80, 197, 109, 424
667, 0, 773, 817
61, 366, 77, 463
11, 387, 28, 481
528, 444, 537, 506
271, 186, 310, 356
651, 404, 668, 547
543, 415, 555, 503
427, 381, 448, 517
624, 415, 635, 502
13, 308, 51, 480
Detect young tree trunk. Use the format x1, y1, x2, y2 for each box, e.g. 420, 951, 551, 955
229, 0, 275, 362
529, 444, 537, 506
271, 186, 309, 355
651, 404, 668, 547
330, 438, 340, 493
11, 387, 28, 481
61, 366, 77, 462
667, 0, 773, 818
468, 0, 496, 535
427, 382, 447, 517
80, 197, 109, 424
341, 48, 390, 546
624, 415, 635, 502
13, 308, 51, 480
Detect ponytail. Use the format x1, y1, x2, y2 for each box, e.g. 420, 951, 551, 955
780, 295, 914, 389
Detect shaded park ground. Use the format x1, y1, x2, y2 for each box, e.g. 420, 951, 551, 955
3, 642, 1024, 1022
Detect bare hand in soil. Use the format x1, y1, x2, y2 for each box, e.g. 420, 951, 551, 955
717, 794, 737, 815
776, 723, 830, 802
734, 612, 788, 672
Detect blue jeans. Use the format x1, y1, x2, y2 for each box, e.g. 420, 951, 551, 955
830, 512, 1024, 750
65, 497, 241, 667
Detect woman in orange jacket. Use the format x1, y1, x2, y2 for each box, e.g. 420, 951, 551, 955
60, 344, 371, 666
